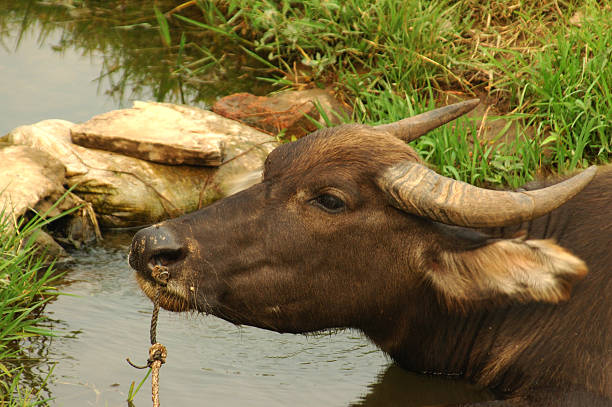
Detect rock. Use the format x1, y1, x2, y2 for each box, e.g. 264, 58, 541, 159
287, 88, 351, 126
213, 92, 318, 138
41, 197, 101, 248
0, 145, 89, 255
0, 145, 66, 219
5, 102, 276, 228
25, 229, 71, 264
71, 101, 225, 166
212, 88, 350, 138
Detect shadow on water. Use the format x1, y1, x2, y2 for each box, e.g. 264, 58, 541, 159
352, 365, 492, 407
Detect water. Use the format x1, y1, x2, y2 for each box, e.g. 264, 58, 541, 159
0, 0, 269, 136
1, 2, 492, 405
0, 25, 120, 136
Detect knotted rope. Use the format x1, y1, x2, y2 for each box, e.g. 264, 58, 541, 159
127, 265, 169, 407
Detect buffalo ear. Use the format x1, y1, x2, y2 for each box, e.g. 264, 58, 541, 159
426, 238, 588, 308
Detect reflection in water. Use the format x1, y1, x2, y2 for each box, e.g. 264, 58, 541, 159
353, 365, 493, 407
0, 0, 271, 134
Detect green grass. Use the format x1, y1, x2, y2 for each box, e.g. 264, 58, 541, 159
0, 195, 76, 405
523, 24, 611, 171
127, 367, 151, 404
157, 0, 610, 186
1, 367, 54, 407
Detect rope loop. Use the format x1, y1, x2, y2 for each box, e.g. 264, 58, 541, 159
149, 343, 167, 365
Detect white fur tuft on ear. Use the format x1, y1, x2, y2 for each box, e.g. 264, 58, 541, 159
427, 238, 588, 306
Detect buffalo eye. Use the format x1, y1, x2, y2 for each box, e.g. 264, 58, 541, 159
311, 193, 346, 213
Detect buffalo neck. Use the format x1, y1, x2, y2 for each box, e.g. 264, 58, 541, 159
362, 190, 611, 398
362, 287, 542, 395
362, 279, 608, 398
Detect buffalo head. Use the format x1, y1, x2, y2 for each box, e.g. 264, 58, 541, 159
128, 100, 593, 336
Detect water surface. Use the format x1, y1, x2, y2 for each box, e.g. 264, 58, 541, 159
0, 25, 120, 136
0, 0, 269, 136
38, 232, 387, 406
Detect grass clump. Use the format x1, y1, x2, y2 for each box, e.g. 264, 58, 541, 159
157, 0, 610, 186
0, 199, 74, 405
523, 23, 611, 171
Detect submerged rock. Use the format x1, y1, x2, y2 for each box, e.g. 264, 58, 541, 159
212, 88, 350, 138
71, 101, 226, 166
23, 229, 70, 264
5, 102, 276, 228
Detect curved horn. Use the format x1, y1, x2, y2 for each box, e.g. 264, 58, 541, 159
374, 99, 480, 142
377, 163, 597, 228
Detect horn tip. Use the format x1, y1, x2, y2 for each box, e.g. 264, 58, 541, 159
461, 98, 480, 110
581, 165, 598, 181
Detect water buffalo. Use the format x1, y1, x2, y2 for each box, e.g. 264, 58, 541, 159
129, 99, 611, 406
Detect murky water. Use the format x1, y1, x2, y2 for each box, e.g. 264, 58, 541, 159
0, 24, 113, 136
2, 2, 492, 405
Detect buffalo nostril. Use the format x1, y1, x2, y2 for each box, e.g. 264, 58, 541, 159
148, 248, 183, 271
129, 225, 185, 277
147, 248, 184, 286
149, 249, 183, 268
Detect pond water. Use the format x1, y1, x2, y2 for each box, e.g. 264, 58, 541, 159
2, 2, 492, 406
33, 232, 385, 406
0, 23, 120, 137
0, 0, 269, 136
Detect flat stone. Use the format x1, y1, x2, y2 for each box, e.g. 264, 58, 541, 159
5, 102, 276, 228
212, 88, 351, 138
71, 101, 226, 166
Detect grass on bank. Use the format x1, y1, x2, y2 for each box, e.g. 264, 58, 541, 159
0, 198, 76, 405
156, 0, 610, 187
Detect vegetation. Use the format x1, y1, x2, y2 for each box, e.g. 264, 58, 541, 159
0, 199, 75, 405
3, 0, 608, 188
155, 0, 610, 187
